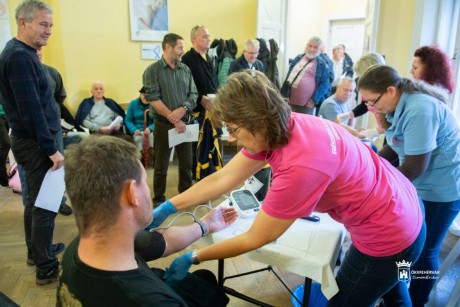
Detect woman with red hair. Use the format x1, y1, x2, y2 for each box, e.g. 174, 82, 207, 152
411, 45, 455, 93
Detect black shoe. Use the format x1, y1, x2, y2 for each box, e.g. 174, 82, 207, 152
58, 203, 73, 216
36, 264, 59, 285
0, 175, 8, 187
27, 243, 65, 266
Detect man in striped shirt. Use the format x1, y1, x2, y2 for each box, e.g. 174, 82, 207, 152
142, 33, 198, 206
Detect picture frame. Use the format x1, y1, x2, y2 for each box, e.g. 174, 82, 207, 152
129, 0, 169, 42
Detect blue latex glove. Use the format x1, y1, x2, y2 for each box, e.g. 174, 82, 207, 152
163, 251, 193, 284
145, 200, 177, 230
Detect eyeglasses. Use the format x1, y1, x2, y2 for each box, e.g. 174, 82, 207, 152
226, 126, 241, 137
365, 92, 384, 107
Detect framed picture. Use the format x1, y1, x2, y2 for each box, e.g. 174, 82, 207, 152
129, 0, 169, 41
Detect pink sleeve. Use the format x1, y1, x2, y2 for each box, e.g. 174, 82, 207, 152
241, 148, 266, 161
262, 165, 332, 220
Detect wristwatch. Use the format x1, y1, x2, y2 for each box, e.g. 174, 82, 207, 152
191, 249, 200, 265
196, 220, 209, 237
183, 105, 189, 112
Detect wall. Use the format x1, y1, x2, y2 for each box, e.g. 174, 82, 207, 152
287, 0, 367, 60
376, 0, 415, 75
7, 0, 257, 113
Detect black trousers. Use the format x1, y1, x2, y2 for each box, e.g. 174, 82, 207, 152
153, 120, 192, 200
0, 115, 10, 180
10, 136, 58, 273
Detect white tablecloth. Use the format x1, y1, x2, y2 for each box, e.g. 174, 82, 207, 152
199, 212, 345, 299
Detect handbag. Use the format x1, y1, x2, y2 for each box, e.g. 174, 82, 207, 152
280, 80, 292, 98
280, 59, 312, 98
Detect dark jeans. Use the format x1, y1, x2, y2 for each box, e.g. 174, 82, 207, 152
329, 220, 426, 306
409, 198, 460, 306
0, 115, 10, 180
10, 135, 58, 273
153, 120, 192, 200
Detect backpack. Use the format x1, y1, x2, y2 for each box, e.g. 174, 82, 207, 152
8, 163, 22, 193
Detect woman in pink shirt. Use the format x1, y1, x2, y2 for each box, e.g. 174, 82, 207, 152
153, 71, 426, 306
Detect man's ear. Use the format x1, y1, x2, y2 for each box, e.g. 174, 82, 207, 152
125, 180, 139, 207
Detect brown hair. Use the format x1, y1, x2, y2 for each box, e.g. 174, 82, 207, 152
64, 136, 142, 236
210, 70, 291, 149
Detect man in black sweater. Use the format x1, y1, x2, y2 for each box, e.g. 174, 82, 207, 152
0, 0, 64, 285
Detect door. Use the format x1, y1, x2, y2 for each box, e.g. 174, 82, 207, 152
328, 19, 366, 64
256, 0, 288, 79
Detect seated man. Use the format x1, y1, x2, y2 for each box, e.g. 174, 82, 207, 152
319, 76, 356, 128
228, 39, 264, 75
125, 87, 154, 151
58, 136, 235, 306
319, 77, 377, 151
75, 81, 126, 135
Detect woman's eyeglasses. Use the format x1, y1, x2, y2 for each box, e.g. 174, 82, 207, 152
226, 126, 241, 137
365, 92, 384, 107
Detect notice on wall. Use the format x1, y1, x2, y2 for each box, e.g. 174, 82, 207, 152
141, 43, 162, 60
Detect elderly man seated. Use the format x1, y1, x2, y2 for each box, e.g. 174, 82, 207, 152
75, 81, 126, 135
319, 77, 356, 126
319, 77, 377, 151
228, 39, 265, 74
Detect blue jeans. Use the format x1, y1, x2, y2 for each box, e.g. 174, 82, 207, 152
11, 136, 59, 273
409, 199, 460, 306
328, 221, 426, 306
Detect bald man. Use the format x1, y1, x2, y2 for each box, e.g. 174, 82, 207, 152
75, 81, 126, 135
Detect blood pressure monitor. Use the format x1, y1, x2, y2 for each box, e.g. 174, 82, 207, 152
229, 189, 261, 218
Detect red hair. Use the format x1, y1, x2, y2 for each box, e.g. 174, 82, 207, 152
414, 45, 455, 93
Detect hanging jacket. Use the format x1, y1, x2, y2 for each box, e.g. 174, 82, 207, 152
196, 111, 223, 180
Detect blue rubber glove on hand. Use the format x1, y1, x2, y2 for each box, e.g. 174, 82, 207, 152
145, 200, 177, 230
163, 251, 193, 284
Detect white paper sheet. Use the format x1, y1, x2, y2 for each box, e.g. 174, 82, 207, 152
108, 116, 123, 130
35, 167, 66, 213
168, 123, 199, 148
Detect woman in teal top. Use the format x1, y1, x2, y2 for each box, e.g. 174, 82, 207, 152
358, 65, 460, 306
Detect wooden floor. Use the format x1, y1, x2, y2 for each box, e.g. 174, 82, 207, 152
0, 162, 458, 307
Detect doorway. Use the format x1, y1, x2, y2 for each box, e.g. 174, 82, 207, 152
328, 18, 366, 63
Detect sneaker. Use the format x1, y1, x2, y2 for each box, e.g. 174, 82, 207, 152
27, 243, 65, 266
36, 264, 59, 285
58, 203, 73, 216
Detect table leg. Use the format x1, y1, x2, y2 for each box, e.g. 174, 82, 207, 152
302, 277, 312, 307
218, 258, 225, 287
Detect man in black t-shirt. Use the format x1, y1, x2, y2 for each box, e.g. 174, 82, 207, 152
57, 136, 236, 306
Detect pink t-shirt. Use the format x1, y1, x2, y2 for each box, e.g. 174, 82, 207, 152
242, 113, 422, 257
289, 59, 317, 106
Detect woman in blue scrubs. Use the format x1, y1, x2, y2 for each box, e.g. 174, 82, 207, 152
358, 65, 460, 306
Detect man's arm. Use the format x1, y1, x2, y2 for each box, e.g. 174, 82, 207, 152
54, 69, 66, 105
183, 69, 198, 111
159, 206, 237, 257
134, 207, 237, 261
311, 60, 331, 105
